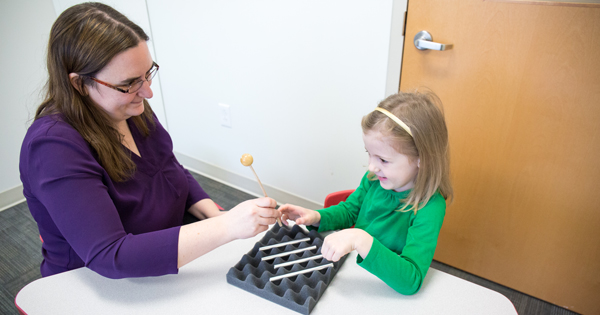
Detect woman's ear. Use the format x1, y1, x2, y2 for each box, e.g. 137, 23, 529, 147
417, 158, 420, 168
68, 73, 87, 95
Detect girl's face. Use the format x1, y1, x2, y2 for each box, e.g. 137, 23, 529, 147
86, 41, 154, 126
363, 130, 419, 192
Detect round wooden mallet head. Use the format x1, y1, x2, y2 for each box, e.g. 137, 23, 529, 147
240, 153, 254, 166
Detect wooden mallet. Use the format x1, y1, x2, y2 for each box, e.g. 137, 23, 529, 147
241, 153, 282, 227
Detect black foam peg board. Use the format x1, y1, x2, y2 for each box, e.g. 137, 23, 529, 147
226, 224, 347, 314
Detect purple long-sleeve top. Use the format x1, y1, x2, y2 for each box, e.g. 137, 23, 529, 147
19, 114, 210, 279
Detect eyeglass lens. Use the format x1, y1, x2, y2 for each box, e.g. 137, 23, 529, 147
128, 64, 159, 94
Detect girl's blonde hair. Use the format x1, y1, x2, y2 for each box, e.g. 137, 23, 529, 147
361, 91, 453, 214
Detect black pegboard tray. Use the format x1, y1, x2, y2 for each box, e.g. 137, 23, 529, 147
226, 224, 347, 314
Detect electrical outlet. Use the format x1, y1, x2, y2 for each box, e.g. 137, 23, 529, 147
219, 103, 232, 128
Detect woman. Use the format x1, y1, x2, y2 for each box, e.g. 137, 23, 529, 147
19, 2, 280, 279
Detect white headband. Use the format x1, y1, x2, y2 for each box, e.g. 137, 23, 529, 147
374, 107, 413, 137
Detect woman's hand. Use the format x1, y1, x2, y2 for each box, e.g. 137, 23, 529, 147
321, 229, 373, 262
278, 204, 321, 226
178, 197, 279, 268
222, 197, 279, 239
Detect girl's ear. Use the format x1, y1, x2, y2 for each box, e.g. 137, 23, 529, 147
417, 158, 420, 168
68, 73, 88, 95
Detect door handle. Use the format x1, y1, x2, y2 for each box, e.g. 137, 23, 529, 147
414, 31, 453, 51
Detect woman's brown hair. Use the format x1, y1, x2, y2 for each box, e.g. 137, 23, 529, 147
36, 2, 155, 182
361, 91, 453, 214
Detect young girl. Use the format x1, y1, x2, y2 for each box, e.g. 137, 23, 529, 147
278, 91, 452, 295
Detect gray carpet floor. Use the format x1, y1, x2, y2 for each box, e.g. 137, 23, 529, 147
0, 171, 579, 315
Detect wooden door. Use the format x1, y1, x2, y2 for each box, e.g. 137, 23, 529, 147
400, 1, 600, 314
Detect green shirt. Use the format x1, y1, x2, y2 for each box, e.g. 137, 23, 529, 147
315, 172, 446, 295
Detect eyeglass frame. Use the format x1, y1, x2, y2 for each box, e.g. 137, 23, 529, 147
87, 62, 159, 94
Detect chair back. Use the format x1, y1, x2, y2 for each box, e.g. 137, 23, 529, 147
324, 189, 355, 207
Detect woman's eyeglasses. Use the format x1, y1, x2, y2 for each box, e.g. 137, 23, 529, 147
88, 62, 159, 94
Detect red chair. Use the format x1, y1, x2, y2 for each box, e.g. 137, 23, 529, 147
324, 189, 355, 228
324, 189, 355, 207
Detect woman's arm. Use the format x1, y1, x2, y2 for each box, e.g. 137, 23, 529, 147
187, 198, 223, 220
25, 132, 183, 278
177, 197, 278, 268
24, 125, 280, 278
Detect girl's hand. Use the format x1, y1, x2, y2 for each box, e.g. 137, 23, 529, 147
222, 197, 279, 239
321, 229, 373, 262
278, 204, 321, 226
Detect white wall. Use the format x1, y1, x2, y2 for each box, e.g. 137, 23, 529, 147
148, 0, 406, 207
0, 0, 56, 210
0, 0, 406, 210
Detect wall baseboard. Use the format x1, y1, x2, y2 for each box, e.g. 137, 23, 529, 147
0, 185, 25, 212
174, 152, 323, 210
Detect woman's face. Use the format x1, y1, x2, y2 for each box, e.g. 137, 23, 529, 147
86, 41, 154, 125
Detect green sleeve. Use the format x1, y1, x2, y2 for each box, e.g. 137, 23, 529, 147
357, 195, 446, 295
314, 173, 372, 232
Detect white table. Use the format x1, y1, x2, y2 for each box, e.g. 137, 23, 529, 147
15, 228, 517, 315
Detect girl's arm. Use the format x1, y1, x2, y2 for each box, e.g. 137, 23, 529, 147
358, 195, 446, 295
315, 172, 373, 231
278, 204, 321, 226
278, 186, 364, 230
